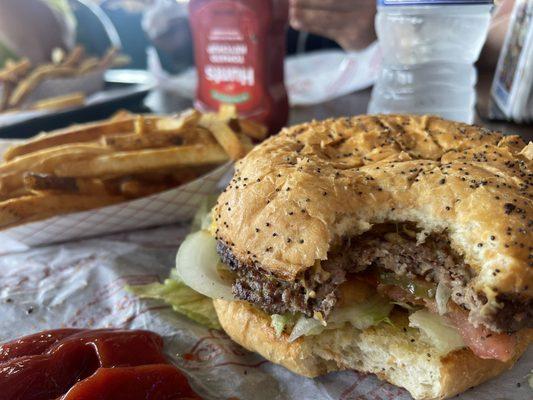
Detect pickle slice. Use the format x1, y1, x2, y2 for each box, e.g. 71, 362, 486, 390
379, 271, 436, 299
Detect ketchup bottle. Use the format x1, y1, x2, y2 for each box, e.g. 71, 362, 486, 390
189, 0, 289, 135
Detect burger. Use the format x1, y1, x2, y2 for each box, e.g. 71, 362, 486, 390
175, 115, 532, 400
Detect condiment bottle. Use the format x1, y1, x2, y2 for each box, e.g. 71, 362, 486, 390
189, 0, 289, 135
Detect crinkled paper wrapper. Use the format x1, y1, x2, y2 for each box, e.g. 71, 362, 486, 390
0, 228, 531, 400
0, 139, 232, 251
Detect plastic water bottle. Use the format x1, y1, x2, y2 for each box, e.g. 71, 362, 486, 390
368, 1, 493, 123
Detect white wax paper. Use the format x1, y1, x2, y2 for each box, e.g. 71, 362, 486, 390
0, 224, 530, 400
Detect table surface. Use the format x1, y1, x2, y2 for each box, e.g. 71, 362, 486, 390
146, 75, 533, 143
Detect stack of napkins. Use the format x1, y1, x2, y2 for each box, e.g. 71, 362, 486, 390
491, 0, 533, 122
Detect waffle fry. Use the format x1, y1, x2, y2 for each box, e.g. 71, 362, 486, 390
0, 108, 264, 229
8, 65, 77, 107
0, 59, 31, 82
216, 104, 268, 141
78, 57, 100, 74
0, 193, 126, 230
237, 118, 269, 141
0, 46, 125, 113
199, 113, 246, 160
62, 46, 86, 68
0, 82, 12, 112
0, 144, 113, 175
31, 92, 86, 111
3, 118, 138, 160
99, 47, 119, 69
53, 144, 229, 178
23, 173, 109, 196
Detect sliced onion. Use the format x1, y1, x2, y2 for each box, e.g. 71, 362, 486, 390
330, 297, 393, 330
409, 310, 464, 355
288, 316, 325, 342
435, 282, 451, 315
175, 230, 234, 300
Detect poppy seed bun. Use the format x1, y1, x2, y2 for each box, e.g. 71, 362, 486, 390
213, 299, 532, 400
213, 115, 532, 323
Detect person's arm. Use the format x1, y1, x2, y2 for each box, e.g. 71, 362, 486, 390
289, 0, 376, 51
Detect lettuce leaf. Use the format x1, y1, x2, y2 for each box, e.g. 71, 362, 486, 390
127, 196, 224, 329
270, 313, 298, 337
329, 296, 394, 330
127, 277, 221, 329
287, 297, 394, 342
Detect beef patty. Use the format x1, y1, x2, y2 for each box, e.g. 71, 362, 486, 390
217, 225, 531, 333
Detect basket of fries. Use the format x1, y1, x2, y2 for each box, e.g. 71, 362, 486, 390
0, 46, 127, 113
0, 106, 266, 248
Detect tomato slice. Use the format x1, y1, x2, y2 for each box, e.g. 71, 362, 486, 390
443, 306, 516, 362
377, 281, 518, 362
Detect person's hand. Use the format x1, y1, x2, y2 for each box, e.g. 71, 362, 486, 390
289, 0, 376, 50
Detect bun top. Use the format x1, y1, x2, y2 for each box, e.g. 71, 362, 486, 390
213, 115, 532, 304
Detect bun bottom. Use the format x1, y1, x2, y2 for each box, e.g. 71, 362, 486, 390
213, 299, 532, 400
